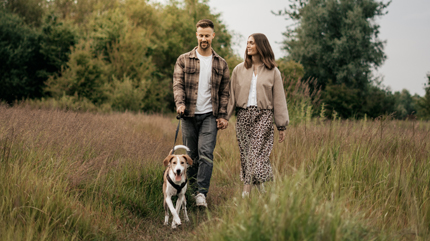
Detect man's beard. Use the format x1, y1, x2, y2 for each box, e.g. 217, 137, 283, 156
199, 41, 210, 50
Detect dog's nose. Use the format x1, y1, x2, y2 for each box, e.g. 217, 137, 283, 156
176, 169, 181, 175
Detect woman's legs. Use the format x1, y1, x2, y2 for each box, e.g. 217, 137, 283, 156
242, 184, 251, 198
237, 107, 274, 197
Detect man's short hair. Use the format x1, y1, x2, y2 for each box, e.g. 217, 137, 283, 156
196, 19, 214, 30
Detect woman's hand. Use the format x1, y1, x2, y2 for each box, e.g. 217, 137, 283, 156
278, 130, 286, 143
216, 118, 228, 130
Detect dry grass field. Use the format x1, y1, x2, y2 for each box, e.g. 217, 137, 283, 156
0, 104, 429, 240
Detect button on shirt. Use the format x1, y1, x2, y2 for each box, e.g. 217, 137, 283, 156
247, 73, 258, 107
195, 51, 213, 114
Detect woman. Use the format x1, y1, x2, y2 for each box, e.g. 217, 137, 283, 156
227, 33, 289, 197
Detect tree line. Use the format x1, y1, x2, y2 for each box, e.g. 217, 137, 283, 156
275, 0, 429, 119
1, 0, 429, 119
0, 0, 243, 113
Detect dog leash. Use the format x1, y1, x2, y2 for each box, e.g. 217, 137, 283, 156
171, 113, 183, 155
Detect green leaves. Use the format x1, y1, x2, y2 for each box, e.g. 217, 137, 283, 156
417, 74, 430, 119
279, 0, 393, 118
0, 9, 44, 102
1, 0, 239, 113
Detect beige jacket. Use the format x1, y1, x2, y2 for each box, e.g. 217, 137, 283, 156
227, 62, 289, 130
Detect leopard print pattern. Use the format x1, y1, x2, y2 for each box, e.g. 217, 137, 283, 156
236, 106, 274, 185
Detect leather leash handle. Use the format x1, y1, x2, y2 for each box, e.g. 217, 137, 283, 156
176, 113, 184, 120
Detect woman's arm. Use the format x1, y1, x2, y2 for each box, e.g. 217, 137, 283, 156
272, 68, 289, 130
226, 67, 238, 120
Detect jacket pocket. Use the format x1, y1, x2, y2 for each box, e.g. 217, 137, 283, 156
213, 67, 224, 76
212, 67, 224, 85
184, 68, 196, 74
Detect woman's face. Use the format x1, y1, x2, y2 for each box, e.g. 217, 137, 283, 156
247, 36, 258, 56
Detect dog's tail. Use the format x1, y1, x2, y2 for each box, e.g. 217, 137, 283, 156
170, 145, 190, 155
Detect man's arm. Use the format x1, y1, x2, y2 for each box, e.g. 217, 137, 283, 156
216, 61, 230, 129
217, 62, 230, 120
173, 55, 186, 113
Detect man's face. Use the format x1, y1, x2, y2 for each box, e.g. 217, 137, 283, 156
196, 27, 215, 51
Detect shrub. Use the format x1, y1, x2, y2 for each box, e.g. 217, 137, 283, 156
0, 9, 44, 102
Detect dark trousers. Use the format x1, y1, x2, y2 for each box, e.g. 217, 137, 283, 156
182, 112, 217, 196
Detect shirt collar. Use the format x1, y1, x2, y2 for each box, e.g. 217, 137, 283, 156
190, 46, 220, 59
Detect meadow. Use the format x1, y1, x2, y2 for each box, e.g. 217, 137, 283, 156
0, 104, 429, 240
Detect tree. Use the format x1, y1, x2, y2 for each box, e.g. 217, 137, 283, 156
43, 0, 239, 113
417, 73, 430, 119
0, 9, 44, 102
392, 89, 417, 119
2, 0, 46, 26
276, 0, 391, 118
0, 7, 79, 104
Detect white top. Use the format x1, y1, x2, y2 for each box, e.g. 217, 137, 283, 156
247, 73, 258, 107
195, 51, 213, 114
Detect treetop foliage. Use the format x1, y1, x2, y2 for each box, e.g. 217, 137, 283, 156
274, 0, 413, 119
1, 0, 243, 113
278, 0, 391, 89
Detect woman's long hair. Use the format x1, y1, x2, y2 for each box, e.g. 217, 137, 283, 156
244, 33, 277, 70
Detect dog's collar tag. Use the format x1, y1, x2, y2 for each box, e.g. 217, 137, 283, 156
167, 174, 187, 194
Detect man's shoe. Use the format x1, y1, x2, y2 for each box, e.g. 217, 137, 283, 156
195, 193, 208, 208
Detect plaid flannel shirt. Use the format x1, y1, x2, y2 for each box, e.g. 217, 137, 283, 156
173, 47, 230, 119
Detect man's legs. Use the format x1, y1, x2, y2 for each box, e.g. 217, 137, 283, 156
182, 117, 199, 195
195, 113, 217, 196
182, 113, 217, 197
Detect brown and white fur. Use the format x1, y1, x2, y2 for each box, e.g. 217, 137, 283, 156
163, 145, 193, 228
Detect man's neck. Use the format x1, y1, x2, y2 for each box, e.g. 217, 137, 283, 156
197, 47, 212, 57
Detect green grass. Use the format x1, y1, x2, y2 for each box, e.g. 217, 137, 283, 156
0, 104, 429, 240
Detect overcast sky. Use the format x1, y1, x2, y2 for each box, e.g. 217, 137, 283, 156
155, 0, 430, 96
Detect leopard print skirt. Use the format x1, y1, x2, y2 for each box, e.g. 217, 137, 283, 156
236, 106, 274, 185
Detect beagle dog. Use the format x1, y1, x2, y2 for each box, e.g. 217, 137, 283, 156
163, 145, 193, 229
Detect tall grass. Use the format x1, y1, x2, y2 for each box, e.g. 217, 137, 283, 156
205, 117, 430, 240
0, 104, 178, 240
1, 104, 429, 240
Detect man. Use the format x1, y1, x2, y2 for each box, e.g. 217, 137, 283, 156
173, 19, 230, 208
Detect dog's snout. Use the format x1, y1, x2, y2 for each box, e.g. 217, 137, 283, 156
176, 169, 181, 175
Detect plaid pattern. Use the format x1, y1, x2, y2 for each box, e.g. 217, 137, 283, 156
173, 47, 230, 119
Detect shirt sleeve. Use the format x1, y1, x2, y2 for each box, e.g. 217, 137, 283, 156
217, 61, 231, 120
273, 68, 289, 129
226, 66, 237, 120
173, 55, 186, 108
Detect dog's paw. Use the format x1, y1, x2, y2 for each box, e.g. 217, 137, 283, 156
173, 217, 182, 226
184, 217, 190, 222
164, 221, 169, 226
171, 220, 180, 229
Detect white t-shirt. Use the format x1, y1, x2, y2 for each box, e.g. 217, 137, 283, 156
247, 73, 258, 107
195, 51, 213, 114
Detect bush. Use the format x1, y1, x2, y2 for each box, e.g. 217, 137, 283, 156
0, 9, 44, 102
108, 76, 145, 112
45, 40, 109, 105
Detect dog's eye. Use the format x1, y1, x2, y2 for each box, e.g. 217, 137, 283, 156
181, 162, 185, 164
173, 162, 177, 164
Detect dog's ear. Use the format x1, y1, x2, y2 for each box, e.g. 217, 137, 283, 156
184, 155, 193, 166
163, 155, 174, 167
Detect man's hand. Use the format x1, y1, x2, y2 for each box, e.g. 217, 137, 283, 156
177, 105, 185, 115
216, 118, 229, 130
278, 130, 286, 143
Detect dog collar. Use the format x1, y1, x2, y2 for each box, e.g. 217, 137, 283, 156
167, 174, 187, 194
